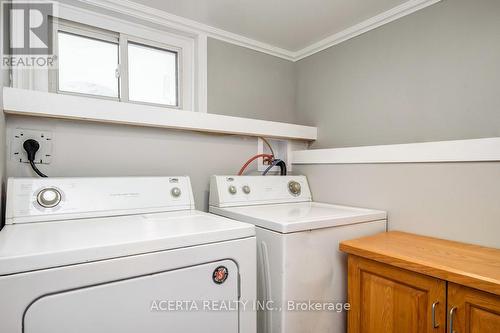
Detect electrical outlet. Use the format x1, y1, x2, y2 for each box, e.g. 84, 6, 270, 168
257, 138, 292, 172
11, 129, 53, 164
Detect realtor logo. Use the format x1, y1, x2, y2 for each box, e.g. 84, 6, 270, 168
2, 1, 56, 68
2, 1, 53, 55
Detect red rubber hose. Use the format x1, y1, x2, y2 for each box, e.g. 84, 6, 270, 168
238, 154, 273, 175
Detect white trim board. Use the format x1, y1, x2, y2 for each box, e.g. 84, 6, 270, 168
74, 0, 442, 62
2, 87, 317, 141
292, 138, 500, 164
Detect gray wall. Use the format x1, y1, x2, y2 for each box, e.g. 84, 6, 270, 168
4, 39, 299, 212
293, 0, 500, 248
295, 163, 500, 248
4, 0, 499, 250
296, 0, 500, 149
6, 116, 258, 211
0, 73, 4, 212
0, 74, 4, 223
0, 23, 5, 222
208, 38, 296, 122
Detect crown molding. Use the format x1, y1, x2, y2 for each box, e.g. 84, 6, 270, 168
293, 0, 442, 61
74, 0, 442, 62
75, 0, 296, 61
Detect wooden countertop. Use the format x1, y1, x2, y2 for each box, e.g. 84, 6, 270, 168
339, 231, 500, 296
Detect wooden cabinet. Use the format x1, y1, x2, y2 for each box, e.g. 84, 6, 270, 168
448, 283, 500, 333
347, 256, 446, 333
340, 231, 500, 333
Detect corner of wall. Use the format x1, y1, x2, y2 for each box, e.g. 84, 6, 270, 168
0, 23, 5, 227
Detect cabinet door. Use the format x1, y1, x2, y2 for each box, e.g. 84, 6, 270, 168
347, 255, 446, 333
448, 283, 500, 333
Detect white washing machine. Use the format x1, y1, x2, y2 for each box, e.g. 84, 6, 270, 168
209, 175, 387, 333
0, 176, 256, 333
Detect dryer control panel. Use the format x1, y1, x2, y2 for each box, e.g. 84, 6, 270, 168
209, 175, 312, 208
6, 177, 195, 224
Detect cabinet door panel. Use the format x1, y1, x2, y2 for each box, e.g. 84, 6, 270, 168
448, 283, 500, 333
348, 255, 446, 333
360, 272, 427, 333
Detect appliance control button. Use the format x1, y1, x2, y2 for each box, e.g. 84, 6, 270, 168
242, 185, 251, 194
171, 187, 182, 197
228, 185, 237, 195
37, 188, 62, 208
288, 181, 302, 196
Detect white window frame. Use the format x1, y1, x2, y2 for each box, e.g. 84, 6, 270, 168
50, 19, 121, 101
10, 3, 203, 112
51, 19, 186, 109
120, 35, 182, 109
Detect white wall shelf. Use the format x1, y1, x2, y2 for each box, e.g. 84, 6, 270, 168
292, 138, 500, 164
2, 88, 317, 141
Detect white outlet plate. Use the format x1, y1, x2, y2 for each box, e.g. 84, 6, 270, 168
257, 138, 292, 172
11, 129, 53, 164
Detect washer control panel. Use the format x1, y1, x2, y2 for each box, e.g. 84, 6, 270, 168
228, 184, 253, 195
210, 175, 311, 207
6, 177, 195, 224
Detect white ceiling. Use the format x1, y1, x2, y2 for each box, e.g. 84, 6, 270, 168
130, 0, 409, 51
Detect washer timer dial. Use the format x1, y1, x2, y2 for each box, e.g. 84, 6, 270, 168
37, 188, 62, 208
288, 181, 302, 196
228, 185, 237, 195
171, 187, 182, 197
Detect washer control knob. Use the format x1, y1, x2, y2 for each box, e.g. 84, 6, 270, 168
228, 185, 237, 195
288, 181, 302, 196
37, 188, 62, 208
242, 185, 251, 194
171, 187, 182, 198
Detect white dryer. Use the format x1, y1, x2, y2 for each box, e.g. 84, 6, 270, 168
0, 177, 256, 333
209, 175, 387, 333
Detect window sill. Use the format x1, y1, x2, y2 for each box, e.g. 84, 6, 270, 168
2, 88, 317, 141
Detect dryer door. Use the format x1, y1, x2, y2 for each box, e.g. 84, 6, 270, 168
24, 260, 239, 333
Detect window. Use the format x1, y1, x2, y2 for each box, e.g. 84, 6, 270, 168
57, 32, 119, 98
10, 13, 200, 112
51, 20, 186, 109
128, 42, 178, 107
